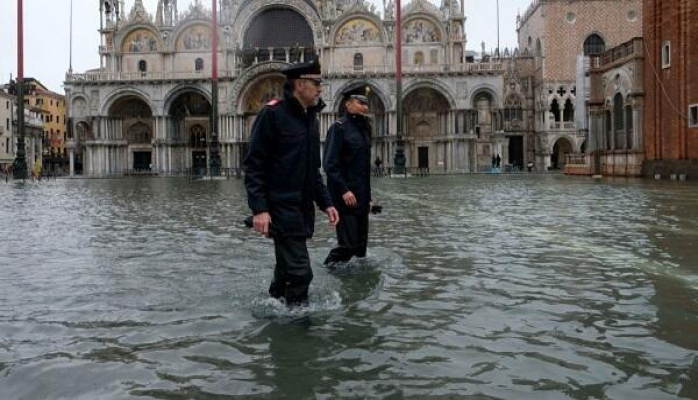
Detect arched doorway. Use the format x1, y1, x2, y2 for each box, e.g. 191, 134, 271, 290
109, 96, 153, 172
243, 8, 315, 67
551, 137, 573, 170
168, 92, 212, 171
403, 87, 450, 169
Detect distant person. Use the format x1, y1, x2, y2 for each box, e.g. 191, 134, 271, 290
491, 154, 496, 170
374, 156, 383, 177
323, 86, 374, 266
244, 59, 339, 307
496, 154, 501, 169
527, 161, 534, 173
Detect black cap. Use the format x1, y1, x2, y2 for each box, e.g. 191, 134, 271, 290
281, 58, 322, 82
343, 85, 371, 105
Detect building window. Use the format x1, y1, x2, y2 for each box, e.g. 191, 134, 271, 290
6, 118, 8, 130
662, 41, 671, 68
689, 104, 698, 128
536, 39, 542, 57
138, 60, 147, 73
563, 99, 574, 122
583, 34, 606, 56
195, 58, 204, 72
353, 53, 363, 71
626, 105, 634, 149
550, 99, 561, 122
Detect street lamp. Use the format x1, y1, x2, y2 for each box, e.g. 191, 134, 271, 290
13, 0, 28, 180
393, 0, 406, 175
208, 0, 222, 177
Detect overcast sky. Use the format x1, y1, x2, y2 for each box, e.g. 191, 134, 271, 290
0, 0, 531, 93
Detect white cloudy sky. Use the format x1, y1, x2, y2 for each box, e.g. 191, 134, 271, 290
0, 0, 531, 92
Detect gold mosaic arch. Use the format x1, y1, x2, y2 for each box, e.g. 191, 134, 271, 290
122, 29, 160, 53
403, 18, 441, 43
176, 24, 212, 51
241, 74, 286, 114
335, 18, 381, 45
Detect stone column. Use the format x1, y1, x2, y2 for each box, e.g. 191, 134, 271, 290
69, 148, 75, 177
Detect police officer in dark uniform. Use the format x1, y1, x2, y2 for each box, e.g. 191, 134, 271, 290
244, 59, 339, 306
323, 86, 373, 265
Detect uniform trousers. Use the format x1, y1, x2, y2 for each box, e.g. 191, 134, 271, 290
324, 212, 369, 265
270, 236, 313, 306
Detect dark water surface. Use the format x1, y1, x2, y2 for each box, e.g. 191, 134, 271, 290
1, 176, 697, 399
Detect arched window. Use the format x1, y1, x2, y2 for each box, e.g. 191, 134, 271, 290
243, 8, 314, 67
353, 53, 363, 71
138, 60, 147, 73
504, 96, 523, 121
536, 38, 542, 57
626, 105, 634, 149
550, 99, 561, 122
195, 58, 204, 72
563, 99, 574, 122
583, 34, 606, 56
613, 93, 625, 149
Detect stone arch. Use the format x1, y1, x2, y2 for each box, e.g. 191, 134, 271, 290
237, 73, 286, 115
171, 21, 219, 52
332, 12, 386, 46
604, 69, 633, 103
117, 25, 163, 53
403, 86, 451, 138
163, 85, 212, 116
403, 14, 445, 44
70, 94, 90, 118
403, 79, 457, 109
100, 87, 156, 116
229, 61, 290, 113
233, 1, 322, 51
551, 136, 574, 169
469, 84, 501, 109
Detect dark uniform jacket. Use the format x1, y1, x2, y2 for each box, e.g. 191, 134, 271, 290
244, 90, 333, 238
323, 114, 372, 215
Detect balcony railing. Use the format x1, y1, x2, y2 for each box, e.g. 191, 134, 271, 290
327, 62, 504, 76
67, 62, 504, 83
591, 38, 641, 68
549, 121, 577, 130
66, 70, 237, 83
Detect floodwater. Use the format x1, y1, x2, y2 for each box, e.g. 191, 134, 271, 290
1, 175, 697, 399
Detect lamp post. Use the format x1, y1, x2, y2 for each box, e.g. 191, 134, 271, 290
393, 0, 406, 175
208, 0, 222, 176
13, 0, 28, 180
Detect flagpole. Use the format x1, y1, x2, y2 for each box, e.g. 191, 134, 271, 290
13, 0, 28, 180
393, 0, 406, 175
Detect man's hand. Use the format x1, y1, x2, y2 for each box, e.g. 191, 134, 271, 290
253, 212, 272, 237
325, 207, 340, 227
342, 191, 357, 207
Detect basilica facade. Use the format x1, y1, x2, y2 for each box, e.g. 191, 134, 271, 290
65, 0, 527, 177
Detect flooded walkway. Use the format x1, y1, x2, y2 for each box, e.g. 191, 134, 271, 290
1, 176, 697, 398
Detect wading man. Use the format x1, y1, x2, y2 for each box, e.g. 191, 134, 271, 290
323, 86, 374, 266
244, 59, 339, 307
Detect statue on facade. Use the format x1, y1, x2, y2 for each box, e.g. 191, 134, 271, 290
385, 0, 395, 19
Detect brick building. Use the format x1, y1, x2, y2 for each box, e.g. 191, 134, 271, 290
642, 0, 698, 178
517, 0, 642, 171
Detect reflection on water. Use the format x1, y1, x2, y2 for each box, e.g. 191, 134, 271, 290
0, 176, 697, 399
